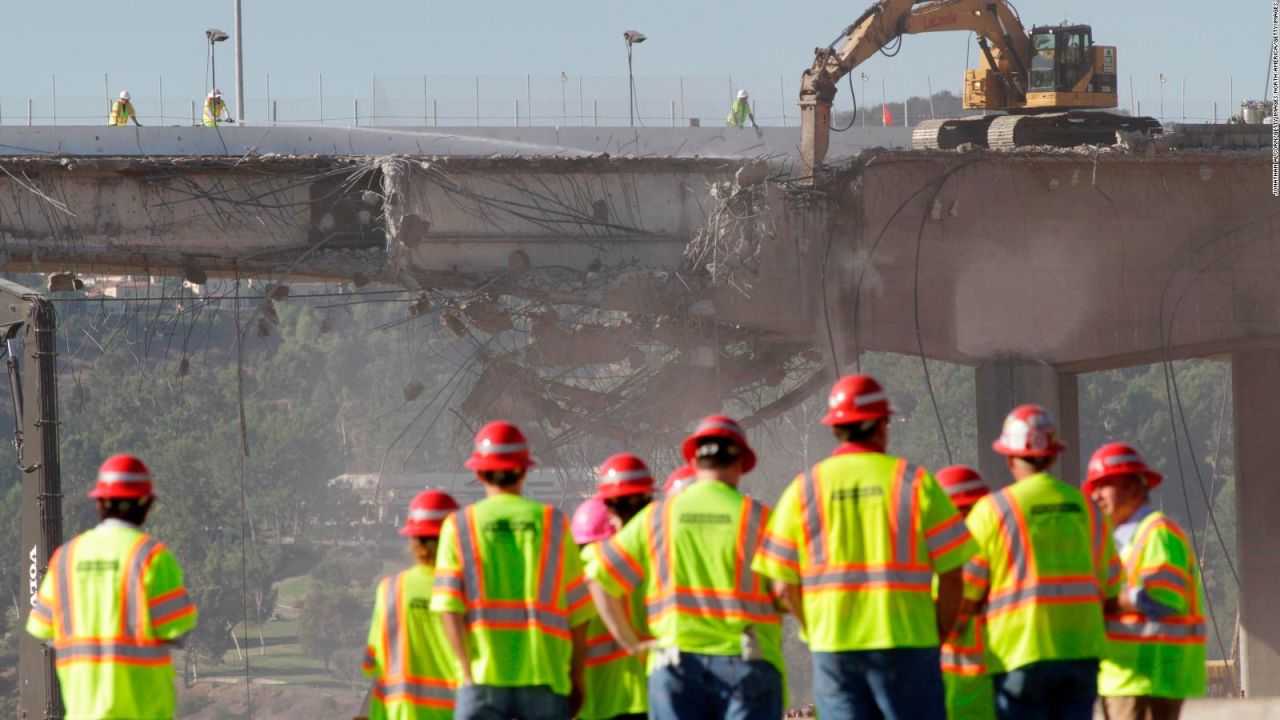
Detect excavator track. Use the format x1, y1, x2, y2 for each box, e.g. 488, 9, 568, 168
911, 116, 998, 150
987, 111, 1162, 150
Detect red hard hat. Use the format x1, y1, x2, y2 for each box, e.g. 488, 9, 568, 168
400, 489, 460, 537
1084, 442, 1163, 496
936, 465, 989, 509
663, 464, 697, 495
821, 374, 894, 426
465, 420, 537, 471
88, 454, 155, 500
596, 453, 655, 500
680, 415, 757, 474
991, 404, 1066, 458
571, 497, 616, 544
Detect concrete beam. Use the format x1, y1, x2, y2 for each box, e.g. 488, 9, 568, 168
1232, 347, 1280, 697
974, 358, 1080, 486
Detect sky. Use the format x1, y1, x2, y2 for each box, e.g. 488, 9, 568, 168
3, 0, 1271, 124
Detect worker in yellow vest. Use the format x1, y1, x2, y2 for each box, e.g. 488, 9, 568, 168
588, 415, 784, 720
430, 421, 594, 719
359, 489, 461, 720
726, 89, 758, 130
109, 91, 142, 126
26, 454, 198, 720
572, 495, 648, 720
935, 465, 996, 720
962, 405, 1122, 720
203, 89, 230, 126
752, 374, 976, 720
1085, 443, 1206, 720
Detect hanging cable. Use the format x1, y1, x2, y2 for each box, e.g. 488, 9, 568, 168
832, 73, 859, 132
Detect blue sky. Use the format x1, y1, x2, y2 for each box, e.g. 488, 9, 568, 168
5, 0, 1270, 124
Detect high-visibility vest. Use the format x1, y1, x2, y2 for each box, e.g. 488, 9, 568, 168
578, 543, 647, 720
589, 478, 785, 675
941, 614, 995, 720
752, 445, 977, 651
203, 98, 226, 126
429, 493, 594, 696
963, 472, 1121, 674
25, 522, 197, 720
1098, 510, 1207, 699
110, 100, 134, 126
363, 564, 457, 719
726, 99, 750, 127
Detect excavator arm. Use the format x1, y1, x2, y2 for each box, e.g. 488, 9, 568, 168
799, 0, 1032, 177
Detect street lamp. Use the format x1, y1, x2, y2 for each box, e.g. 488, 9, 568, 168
623, 30, 646, 127
1159, 73, 1166, 120
206, 28, 229, 93
860, 72, 869, 128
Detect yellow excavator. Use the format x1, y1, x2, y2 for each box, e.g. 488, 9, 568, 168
799, 0, 1162, 175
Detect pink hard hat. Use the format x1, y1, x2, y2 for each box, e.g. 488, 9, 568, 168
571, 497, 616, 544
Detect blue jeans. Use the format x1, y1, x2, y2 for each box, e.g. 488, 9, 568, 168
991, 659, 1098, 720
812, 647, 945, 720
454, 684, 569, 720
647, 652, 783, 720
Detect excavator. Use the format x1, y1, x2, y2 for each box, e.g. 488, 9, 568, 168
798, 0, 1162, 176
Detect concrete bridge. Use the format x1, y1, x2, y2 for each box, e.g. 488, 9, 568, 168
0, 124, 1277, 697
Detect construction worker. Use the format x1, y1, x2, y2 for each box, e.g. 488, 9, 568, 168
430, 421, 594, 720
109, 91, 142, 126
360, 489, 461, 720
203, 89, 230, 126
935, 465, 995, 720
587, 415, 784, 720
962, 405, 1122, 720
726, 89, 758, 130
572, 496, 647, 720
26, 454, 198, 719
1086, 443, 1206, 720
662, 464, 696, 496
597, 452, 656, 529
752, 374, 976, 720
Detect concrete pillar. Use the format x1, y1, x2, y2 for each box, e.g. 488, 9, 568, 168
1232, 348, 1280, 697
974, 357, 1080, 486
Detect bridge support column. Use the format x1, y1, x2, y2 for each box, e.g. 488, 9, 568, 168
1232, 348, 1280, 697
975, 358, 1079, 487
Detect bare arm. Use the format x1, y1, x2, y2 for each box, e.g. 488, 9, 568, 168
440, 611, 473, 686
587, 580, 648, 652
772, 579, 806, 631
935, 567, 964, 639
569, 621, 588, 717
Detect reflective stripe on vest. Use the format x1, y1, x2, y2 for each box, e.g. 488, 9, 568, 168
375, 678, 454, 705
800, 460, 931, 592
374, 571, 456, 708
56, 539, 75, 635
940, 618, 987, 677
585, 632, 627, 666
54, 640, 170, 665
1105, 514, 1205, 646
1105, 615, 1205, 644
453, 505, 572, 637
647, 494, 776, 622
984, 488, 1101, 616
122, 537, 161, 637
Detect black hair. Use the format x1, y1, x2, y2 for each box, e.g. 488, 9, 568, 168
832, 420, 883, 444
1017, 455, 1056, 472
97, 497, 152, 526
603, 494, 652, 525
693, 438, 743, 470
410, 536, 439, 565
479, 469, 525, 488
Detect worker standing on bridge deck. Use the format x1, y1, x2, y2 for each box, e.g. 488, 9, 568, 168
935, 465, 996, 720
588, 415, 785, 720
109, 91, 141, 126
1086, 443, 1206, 720
430, 421, 594, 720
726, 89, 758, 130
203, 89, 230, 126
962, 405, 1122, 720
752, 374, 976, 720
572, 494, 648, 720
359, 489, 461, 720
26, 454, 197, 720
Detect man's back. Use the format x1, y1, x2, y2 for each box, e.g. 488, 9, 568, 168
965, 473, 1119, 674
27, 521, 196, 720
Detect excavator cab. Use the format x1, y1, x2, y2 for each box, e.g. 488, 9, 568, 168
1025, 25, 1115, 108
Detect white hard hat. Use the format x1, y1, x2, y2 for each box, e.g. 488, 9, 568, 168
737, 89, 749, 99
119, 91, 130, 101
212, 88, 222, 97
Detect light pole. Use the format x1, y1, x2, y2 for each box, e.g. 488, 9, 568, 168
234, 0, 244, 125
623, 30, 646, 127
860, 72, 869, 127
206, 29, 229, 94
1159, 73, 1166, 120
